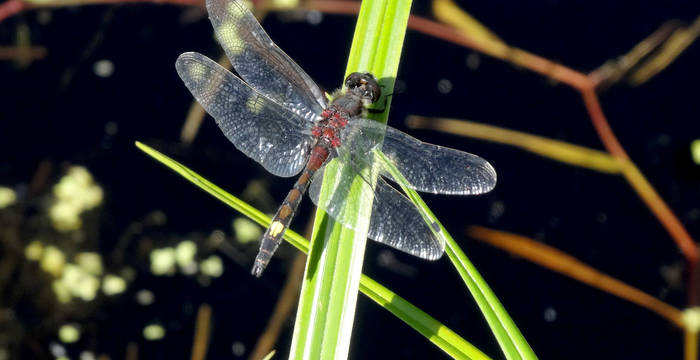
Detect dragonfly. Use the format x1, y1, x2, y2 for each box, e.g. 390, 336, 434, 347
175, 0, 497, 277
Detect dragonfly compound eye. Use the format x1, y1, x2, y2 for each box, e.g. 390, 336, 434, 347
344, 72, 380, 103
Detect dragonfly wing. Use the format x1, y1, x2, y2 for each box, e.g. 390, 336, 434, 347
308, 165, 444, 260
367, 178, 444, 260
206, 0, 327, 121
308, 147, 379, 231
176, 52, 313, 177
345, 119, 497, 195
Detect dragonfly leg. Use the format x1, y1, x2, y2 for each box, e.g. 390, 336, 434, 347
368, 93, 393, 114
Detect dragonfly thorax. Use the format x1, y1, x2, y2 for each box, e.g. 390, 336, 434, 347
313, 109, 349, 147
310, 73, 380, 148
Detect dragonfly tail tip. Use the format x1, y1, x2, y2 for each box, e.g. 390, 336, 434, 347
251, 264, 265, 277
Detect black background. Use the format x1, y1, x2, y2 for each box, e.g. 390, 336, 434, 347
2, 1, 700, 359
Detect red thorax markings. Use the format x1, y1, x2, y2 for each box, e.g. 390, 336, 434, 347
312, 107, 349, 148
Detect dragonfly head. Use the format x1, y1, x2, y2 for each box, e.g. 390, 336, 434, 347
345, 72, 381, 104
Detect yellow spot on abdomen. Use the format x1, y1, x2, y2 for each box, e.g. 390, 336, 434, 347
269, 221, 285, 237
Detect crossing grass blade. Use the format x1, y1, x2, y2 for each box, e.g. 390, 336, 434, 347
135, 141, 489, 359
374, 150, 537, 360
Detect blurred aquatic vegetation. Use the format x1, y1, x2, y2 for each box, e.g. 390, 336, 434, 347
49, 166, 103, 232
404, 1, 700, 359
0, 187, 17, 208
0, 164, 269, 358
0, 165, 109, 357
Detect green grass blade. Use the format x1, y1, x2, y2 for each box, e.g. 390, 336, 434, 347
374, 150, 537, 360
359, 275, 490, 360
289, 159, 372, 360
345, 0, 408, 120
290, 0, 412, 359
135, 141, 489, 359
134, 141, 308, 250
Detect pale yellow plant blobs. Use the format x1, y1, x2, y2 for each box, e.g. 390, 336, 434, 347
75, 252, 103, 276
50, 166, 103, 232
0, 186, 16, 208
150, 247, 176, 275
40, 246, 66, 277
61, 263, 100, 301
49, 201, 82, 231
175, 240, 197, 268
200, 255, 224, 277
102, 274, 127, 296
52, 280, 71, 304
58, 324, 80, 343
143, 324, 165, 340
53, 167, 103, 206
233, 217, 261, 243
691, 139, 700, 165
24, 240, 44, 261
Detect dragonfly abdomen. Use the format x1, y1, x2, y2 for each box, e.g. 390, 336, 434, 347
251, 145, 330, 277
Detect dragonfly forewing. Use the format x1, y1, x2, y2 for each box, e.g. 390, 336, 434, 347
346, 119, 497, 195
207, 0, 327, 120
176, 52, 314, 177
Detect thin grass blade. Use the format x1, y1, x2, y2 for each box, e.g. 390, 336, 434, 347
135, 140, 489, 359
374, 150, 537, 360
289, 0, 413, 359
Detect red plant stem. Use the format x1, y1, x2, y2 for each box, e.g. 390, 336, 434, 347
303, 0, 359, 15
406, 15, 594, 90
0, 0, 203, 22
579, 87, 629, 159
581, 88, 700, 270
0, 0, 25, 22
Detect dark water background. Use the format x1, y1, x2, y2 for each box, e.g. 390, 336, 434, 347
2, 1, 700, 359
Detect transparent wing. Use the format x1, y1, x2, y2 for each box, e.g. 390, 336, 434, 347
367, 178, 444, 260
308, 165, 443, 260
308, 146, 380, 231
207, 0, 327, 122
308, 118, 494, 260
175, 52, 313, 177
345, 119, 497, 195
